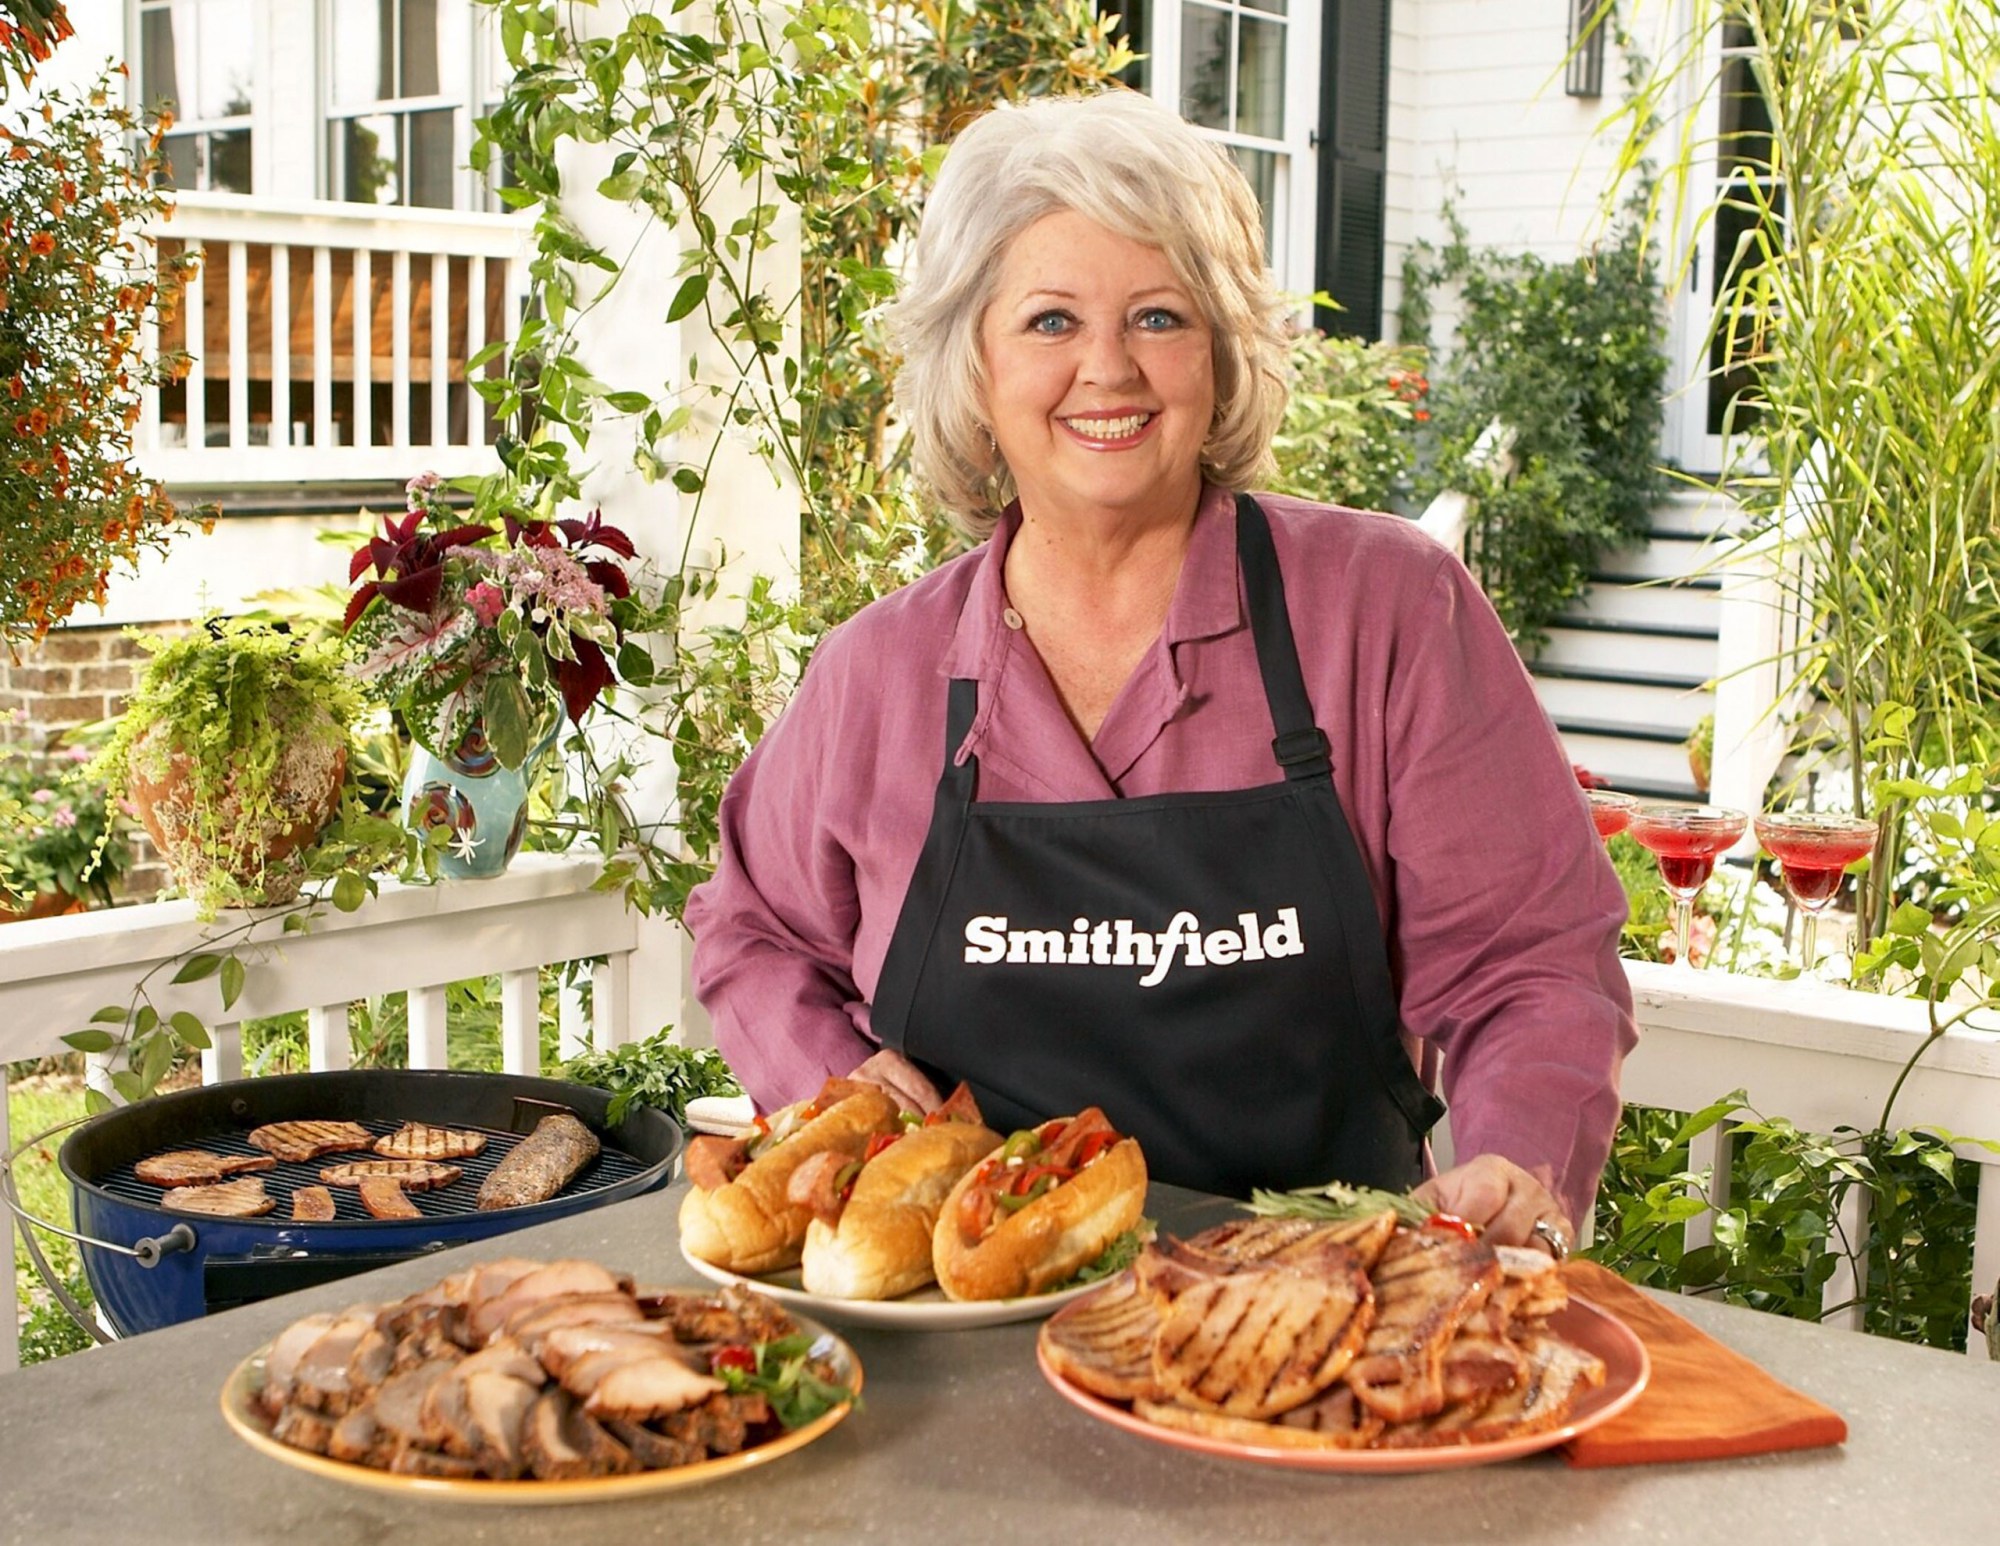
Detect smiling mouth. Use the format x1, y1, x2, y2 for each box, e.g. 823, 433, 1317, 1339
1061, 412, 1154, 440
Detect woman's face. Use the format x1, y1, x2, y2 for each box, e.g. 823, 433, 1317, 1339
978, 211, 1215, 531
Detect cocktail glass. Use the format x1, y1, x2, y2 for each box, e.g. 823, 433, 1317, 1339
1753, 811, 1877, 974
1628, 804, 1749, 966
1587, 789, 1637, 842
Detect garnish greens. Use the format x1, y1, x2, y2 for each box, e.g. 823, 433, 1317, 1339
1049, 1218, 1156, 1292
1247, 1181, 1430, 1227
561, 1031, 742, 1125
717, 1334, 858, 1429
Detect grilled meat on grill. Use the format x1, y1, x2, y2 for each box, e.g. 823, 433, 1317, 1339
373, 1122, 489, 1161
162, 1177, 275, 1217
134, 1150, 276, 1187
246, 1120, 377, 1162
318, 1159, 464, 1191
291, 1185, 338, 1222
476, 1112, 600, 1211
358, 1178, 423, 1220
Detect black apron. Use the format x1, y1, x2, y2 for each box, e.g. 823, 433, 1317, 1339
869, 495, 1443, 1197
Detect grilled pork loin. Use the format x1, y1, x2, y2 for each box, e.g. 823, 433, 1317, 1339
476, 1112, 600, 1211
134, 1150, 276, 1187
246, 1120, 376, 1163
291, 1185, 338, 1222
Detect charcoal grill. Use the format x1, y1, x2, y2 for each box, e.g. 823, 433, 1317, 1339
34, 1069, 681, 1337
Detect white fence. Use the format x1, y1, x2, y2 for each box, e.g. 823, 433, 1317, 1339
7, 880, 2000, 1367
139, 192, 531, 487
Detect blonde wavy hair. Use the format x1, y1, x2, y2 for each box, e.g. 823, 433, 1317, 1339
885, 89, 1291, 536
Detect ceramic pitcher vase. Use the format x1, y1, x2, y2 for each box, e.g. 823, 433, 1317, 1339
402, 718, 558, 881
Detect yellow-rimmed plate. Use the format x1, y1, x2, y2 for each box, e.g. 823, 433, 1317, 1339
219, 1312, 860, 1504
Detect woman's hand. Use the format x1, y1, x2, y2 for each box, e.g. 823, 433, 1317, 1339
847, 1048, 943, 1116
1413, 1154, 1572, 1257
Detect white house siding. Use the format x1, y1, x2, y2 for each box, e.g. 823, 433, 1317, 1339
1384, 0, 1648, 350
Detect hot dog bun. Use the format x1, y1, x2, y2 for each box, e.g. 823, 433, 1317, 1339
678, 1084, 900, 1274
932, 1134, 1147, 1301
799, 1119, 1002, 1300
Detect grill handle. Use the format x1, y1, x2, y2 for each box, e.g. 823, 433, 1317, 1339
133, 1224, 198, 1267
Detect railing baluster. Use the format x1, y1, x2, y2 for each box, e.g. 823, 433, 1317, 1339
227, 240, 249, 449
84, 1050, 116, 1106
183, 242, 206, 452
466, 253, 487, 449
1823, 1180, 1871, 1332
269, 243, 291, 450
352, 247, 371, 449
391, 249, 411, 448
313, 246, 333, 448
591, 954, 633, 1052
1, 1059, 17, 1370
1682, 1119, 1734, 1284
308, 1003, 351, 1073
202, 1023, 244, 1085
558, 976, 589, 1062
406, 985, 448, 1069
431, 253, 450, 449
1969, 1163, 2000, 1358
499, 969, 541, 1076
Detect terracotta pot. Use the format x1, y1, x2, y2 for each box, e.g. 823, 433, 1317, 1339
128, 715, 346, 908
0, 887, 87, 924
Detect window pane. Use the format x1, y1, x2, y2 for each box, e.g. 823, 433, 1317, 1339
140, 6, 184, 115
207, 128, 253, 194
1181, 2, 1231, 131
401, 0, 443, 97
1243, 0, 1287, 12
329, 0, 392, 107
1230, 145, 1278, 263
334, 113, 401, 203
195, 0, 254, 120
160, 132, 197, 190
407, 108, 456, 208
1237, 16, 1285, 141
1718, 54, 1773, 175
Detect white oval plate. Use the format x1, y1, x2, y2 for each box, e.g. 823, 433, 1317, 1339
680, 1243, 1106, 1329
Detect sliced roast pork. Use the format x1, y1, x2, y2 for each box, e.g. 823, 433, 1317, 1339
522, 1388, 640, 1481
465, 1259, 629, 1345
260, 1312, 338, 1417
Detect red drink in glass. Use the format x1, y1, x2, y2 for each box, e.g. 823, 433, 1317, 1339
1587, 789, 1636, 841
1628, 804, 1749, 965
1753, 811, 1876, 972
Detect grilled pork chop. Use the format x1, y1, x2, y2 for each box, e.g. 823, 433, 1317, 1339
134, 1149, 276, 1187
1138, 1238, 1374, 1420
162, 1177, 275, 1217
358, 1178, 423, 1219
1187, 1211, 1401, 1274
476, 1112, 600, 1211
319, 1159, 463, 1192
1039, 1271, 1164, 1401
247, 1120, 376, 1162
292, 1185, 338, 1222
373, 1123, 489, 1162
1379, 1328, 1606, 1448
1344, 1228, 1502, 1424
1134, 1381, 1383, 1450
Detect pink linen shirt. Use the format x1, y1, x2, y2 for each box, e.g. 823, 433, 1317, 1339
684, 485, 1636, 1224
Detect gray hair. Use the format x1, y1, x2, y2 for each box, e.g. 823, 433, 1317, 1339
885, 89, 1291, 536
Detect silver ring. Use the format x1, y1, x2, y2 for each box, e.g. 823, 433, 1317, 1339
1532, 1219, 1570, 1261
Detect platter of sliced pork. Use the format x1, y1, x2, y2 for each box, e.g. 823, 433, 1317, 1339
220, 1257, 861, 1501
1037, 1213, 1647, 1471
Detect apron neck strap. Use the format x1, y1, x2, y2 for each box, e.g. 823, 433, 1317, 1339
1234, 494, 1331, 781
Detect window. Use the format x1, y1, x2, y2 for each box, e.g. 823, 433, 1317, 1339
325, 0, 471, 208
1566, 0, 1608, 100
137, 0, 255, 193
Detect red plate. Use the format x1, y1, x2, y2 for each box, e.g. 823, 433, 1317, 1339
1037, 1295, 1649, 1473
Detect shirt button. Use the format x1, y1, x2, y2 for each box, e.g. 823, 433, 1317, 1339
1002, 607, 1024, 630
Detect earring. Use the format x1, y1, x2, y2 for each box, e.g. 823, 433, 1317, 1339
985, 428, 998, 453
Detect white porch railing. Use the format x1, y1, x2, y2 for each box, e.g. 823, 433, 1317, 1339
139, 192, 531, 487
1414, 418, 1516, 554
0, 852, 657, 1369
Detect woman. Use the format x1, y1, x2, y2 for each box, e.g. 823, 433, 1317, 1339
684, 90, 1635, 1251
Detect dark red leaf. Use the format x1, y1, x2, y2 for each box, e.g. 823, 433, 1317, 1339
377, 568, 444, 614
342, 581, 380, 633
584, 559, 630, 600
556, 638, 613, 723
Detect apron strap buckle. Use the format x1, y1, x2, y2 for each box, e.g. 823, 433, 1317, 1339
1272, 727, 1331, 779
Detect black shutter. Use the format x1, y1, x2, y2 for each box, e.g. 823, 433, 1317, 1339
1316, 0, 1392, 339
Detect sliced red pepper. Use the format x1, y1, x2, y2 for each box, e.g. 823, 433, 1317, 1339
711, 1344, 757, 1375
1036, 1118, 1067, 1146
863, 1131, 901, 1163
1424, 1211, 1479, 1241
1073, 1130, 1119, 1168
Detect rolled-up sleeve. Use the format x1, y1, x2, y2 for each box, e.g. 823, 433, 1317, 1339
683, 637, 876, 1111
1381, 551, 1637, 1227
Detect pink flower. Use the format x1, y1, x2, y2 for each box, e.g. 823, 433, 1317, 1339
51, 804, 76, 828
467, 581, 506, 627
29, 788, 53, 803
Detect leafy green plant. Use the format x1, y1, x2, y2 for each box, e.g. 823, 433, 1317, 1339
1401, 215, 1667, 647
0, 733, 131, 911
1269, 317, 1427, 515
561, 1028, 742, 1126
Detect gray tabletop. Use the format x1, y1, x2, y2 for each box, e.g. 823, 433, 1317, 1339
2, 1183, 1994, 1546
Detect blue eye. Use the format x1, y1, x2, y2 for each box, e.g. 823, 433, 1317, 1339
1135, 307, 1184, 332
1028, 310, 1074, 335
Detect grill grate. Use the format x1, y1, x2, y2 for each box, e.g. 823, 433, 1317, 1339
99, 1117, 649, 1222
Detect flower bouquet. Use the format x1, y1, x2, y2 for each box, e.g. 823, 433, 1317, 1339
343, 474, 644, 876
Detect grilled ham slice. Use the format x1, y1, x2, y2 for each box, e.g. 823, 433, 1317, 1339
358, 1178, 424, 1220
373, 1123, 489, 1162
1138, 1238, 1373, 1420
319, 1159, 463, 1192
1379, 1329, 1606, 1448
162, 1177, 274, 1217
1038, 1271, 1164, 1402
247, 1120, 376, 1163
1344, 1228, 1502, 1424
291, 1184, 338, 1222
134, 1149, 276, 1187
